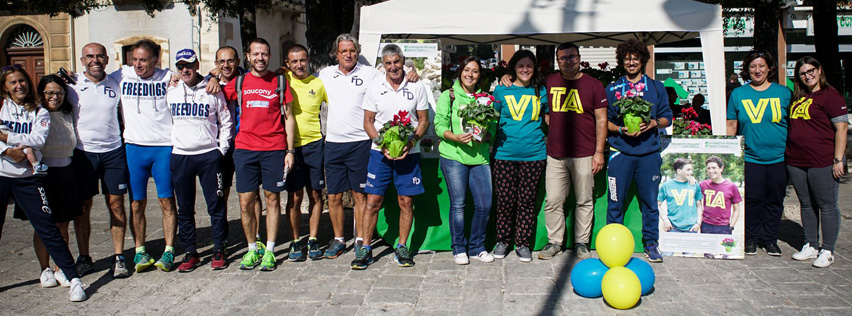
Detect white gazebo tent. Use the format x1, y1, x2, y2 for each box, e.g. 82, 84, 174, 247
359, 0, 726, 134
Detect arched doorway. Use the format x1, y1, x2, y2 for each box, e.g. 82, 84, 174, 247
3, 24, 45, 81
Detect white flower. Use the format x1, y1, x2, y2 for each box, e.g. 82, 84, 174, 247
476, 97, 491, 106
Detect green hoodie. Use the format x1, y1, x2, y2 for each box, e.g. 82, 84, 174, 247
434, 80, 493, 165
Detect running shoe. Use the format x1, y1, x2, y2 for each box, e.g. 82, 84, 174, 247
575, 243, 592, 260
154, 251, 175, 272
211, 249, 228, 270
745, 241, 758, 255
516, 246, 532, 262
493, 242, 508, 259
644, 242, 664, 263
764, 243, 782, 256
813, 249, 834, 268
792, 243, 819, 261
134, 251, 155, 272
239, 250, 260, 270
112, 255, 130, 278
537, 243, 560, 260
395, 245, 415, 267
256, 239, 266, 256
289, 241, 306, 262
350, 247, 373, 270
74, 255, 94, 276
307, 239, 323, 260
177, 252, 201, 273
40, 267, 58, 288
54, 268, 70, 287
69, 278, 87, 302
324, 239, 345, 259
260, 251, 276, 271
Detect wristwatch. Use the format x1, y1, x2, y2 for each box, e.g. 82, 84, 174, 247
834, 158, 842, 164
286, 149, 296, 154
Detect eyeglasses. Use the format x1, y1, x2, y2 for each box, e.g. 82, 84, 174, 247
557, 55, 581, 63
175, 63, 196, 71
44, 90, 65, 97
216, 59, 237, 65
84, 54, 108, 61
799, 67, 818, 78
1, 64, 23, 72
623, 57, 641, 63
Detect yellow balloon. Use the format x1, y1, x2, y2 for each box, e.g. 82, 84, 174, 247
595, 223, 635, 268
602, 267, 642, 309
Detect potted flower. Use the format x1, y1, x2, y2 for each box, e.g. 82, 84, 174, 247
673, 108, 712, 136
721, 238, 736, 252
373, 110, 415, 158
458, 92, 499, 141
614, 82, 652, 133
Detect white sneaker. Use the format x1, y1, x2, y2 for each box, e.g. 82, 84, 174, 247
54, 268, 70, 287
813, 250, 834, 268
454, 253, 469, 265
475, 251, 494, 263
39, 268, 58, 288
69, 278, 87, 302
792, 243, 819, 261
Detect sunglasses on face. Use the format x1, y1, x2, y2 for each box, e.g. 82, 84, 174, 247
175, 63, 196, 71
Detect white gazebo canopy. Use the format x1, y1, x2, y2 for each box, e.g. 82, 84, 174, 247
359, 0, 727, 134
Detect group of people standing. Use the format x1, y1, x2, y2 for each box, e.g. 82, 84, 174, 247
0, 32, 846, 303
728, 50, 847, 268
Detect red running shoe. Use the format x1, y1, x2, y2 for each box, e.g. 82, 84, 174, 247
177, 253, 201, 273
211, 249, 228, 270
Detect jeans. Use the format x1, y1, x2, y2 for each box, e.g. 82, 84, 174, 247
787, 164, 841, 251
440, 158, 493, 255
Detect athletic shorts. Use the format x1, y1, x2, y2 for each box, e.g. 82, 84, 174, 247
286, 139, 325, 192
125, 144, 174, 201
233, 149, 286, 193
325, 140, 371, 194
220, 145, 235, 189
72, 147, 128, 199
364, 151, 424, 196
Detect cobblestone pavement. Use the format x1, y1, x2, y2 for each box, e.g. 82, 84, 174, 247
2, 176, 852, 316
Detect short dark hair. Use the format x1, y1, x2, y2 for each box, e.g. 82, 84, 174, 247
556, 42, 579, 54
286, 44, 308, 61
673, 158, 693, 173
739, 49, 777, 82
216, 46, 238, 58
246, 38, 271, 54
454, 56, 483, 88
615, 39, 650, 68
705, 156, 725, 169
37, 75, 73, 114
507, 49, 543, 90
131, 39, 160, 59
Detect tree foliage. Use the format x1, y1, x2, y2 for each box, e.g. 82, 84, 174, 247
0, 0, 103, 18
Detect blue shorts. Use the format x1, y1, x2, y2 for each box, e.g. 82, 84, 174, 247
126, 144, 173, 201
325, 140, 371, 194
286, 139, 325, 192
364, 151, 424, 196
72, 147, 128, 199
233, 149, 286, 193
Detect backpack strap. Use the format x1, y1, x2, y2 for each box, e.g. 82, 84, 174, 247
278, 74, 287, 112
236, 73, 245, 121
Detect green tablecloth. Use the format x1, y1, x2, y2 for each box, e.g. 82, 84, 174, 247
376, 157, 646, 252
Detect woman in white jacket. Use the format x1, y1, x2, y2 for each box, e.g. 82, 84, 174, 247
0, 66, 86, 302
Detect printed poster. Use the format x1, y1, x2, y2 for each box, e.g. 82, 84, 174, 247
658, 136, 745, 260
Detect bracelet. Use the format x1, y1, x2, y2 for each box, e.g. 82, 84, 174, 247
618, 127, 624, 135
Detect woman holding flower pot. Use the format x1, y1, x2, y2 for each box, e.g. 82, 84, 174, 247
726, 49, 791, 257
786, 56, 847, 268
435, 56, 496, 265
491, 50, 548, 262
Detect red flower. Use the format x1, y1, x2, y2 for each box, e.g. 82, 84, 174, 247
498, 60, 507, 68
615, 91, 622, 100
580, 61, 590, 68
626, 90, 636, 98
598, 62, 609, 69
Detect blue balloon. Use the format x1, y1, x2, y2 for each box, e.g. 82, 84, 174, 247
625, 258, 656, 295
570, 258, 609, 298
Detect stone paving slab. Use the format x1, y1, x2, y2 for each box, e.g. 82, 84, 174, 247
3, 176, 852, 315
